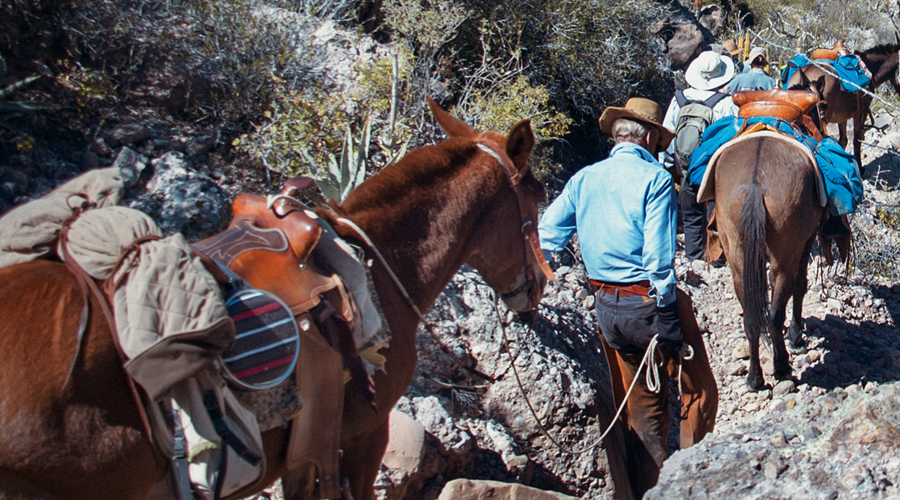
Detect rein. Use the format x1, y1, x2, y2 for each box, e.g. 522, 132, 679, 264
332, 215, 493, 379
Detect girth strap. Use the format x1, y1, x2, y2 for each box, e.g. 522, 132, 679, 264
202, 390, 262, 466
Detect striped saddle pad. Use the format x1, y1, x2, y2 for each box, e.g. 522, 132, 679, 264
221, 288, 300, 391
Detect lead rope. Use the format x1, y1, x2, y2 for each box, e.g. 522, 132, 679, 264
333, 215, 496, 383
491, 292, 693, 455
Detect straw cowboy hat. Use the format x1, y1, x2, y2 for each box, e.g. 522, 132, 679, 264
744, 46, 767, 66
598, 97, 675, 149
722, 39, 741, 57
685, 51, 736, 91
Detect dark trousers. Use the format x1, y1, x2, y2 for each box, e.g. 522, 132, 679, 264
680, 180, 708, 261
597, 288, 719, 497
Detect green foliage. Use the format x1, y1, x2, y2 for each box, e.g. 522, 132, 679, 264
233, 81, 349, 176
875, 204, 900, 231
318, 118, 372, 201
452, 75, 571, 143
382, 0, 469, 51
474, 0, 670, 119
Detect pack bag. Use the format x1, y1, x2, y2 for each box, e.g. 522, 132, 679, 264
673, 90, 729, 176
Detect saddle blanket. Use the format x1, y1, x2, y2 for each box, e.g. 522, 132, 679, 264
689, 116, 863, 216
781, 54, 871, 92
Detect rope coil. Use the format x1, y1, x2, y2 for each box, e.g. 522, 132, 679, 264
492, 293, 693, 456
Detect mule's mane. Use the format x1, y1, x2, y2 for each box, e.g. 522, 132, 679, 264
858, 43, 900, 57
856, 43, 899, 85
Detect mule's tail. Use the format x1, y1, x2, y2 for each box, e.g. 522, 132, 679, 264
740, 181, 770, 343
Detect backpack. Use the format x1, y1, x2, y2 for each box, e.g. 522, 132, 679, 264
673, 90, 729, 174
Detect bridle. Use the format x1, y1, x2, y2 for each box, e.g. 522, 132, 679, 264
474, 139, 555, 302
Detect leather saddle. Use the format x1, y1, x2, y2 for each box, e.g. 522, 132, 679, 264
810, 39, 850, 61
195, 192, 336, 314
193, 177, 374, 499
731, 88, 823, 141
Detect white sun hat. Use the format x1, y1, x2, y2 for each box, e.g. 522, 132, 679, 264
685, 51, 736, 91
744, 46, 767, 66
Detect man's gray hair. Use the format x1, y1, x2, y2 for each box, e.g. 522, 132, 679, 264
612, 118, 651, 143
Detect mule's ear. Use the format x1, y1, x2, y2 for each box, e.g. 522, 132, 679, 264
427, 97, 477, 139
506, 119, 535, 171
813, 75, 826, 95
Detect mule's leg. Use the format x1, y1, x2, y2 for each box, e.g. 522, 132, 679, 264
731, 268, 765, 390
853, 111, 865, 170
341, 422, 390, 500
837, 121, 848, 149
787, 240, 815, 350
281, 464, 319, 500
767, 267, 794, 380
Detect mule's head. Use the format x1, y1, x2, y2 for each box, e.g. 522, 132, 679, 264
788, 68, 828, 128
427, 97, 553, 311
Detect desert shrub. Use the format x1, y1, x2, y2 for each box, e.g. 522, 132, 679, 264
232, 41, 415, 182
849, 206, 900, 280
733, 0, 897, 66
469, 0, 670, 121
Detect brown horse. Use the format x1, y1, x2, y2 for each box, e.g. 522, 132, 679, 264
786, 43, 900, 167
0, 99, 550, 500
712, 132, 825, 390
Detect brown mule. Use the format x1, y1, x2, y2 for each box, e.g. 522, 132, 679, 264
712, 133, 824, 390
787, 42, 900, 167
0, 98, 551, 500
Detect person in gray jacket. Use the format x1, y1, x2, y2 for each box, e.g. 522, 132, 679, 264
660, 51, 738, 263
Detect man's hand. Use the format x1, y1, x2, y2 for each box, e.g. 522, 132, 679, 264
656, 301, 684, 356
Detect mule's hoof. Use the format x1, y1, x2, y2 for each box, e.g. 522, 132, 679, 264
774, 369, 793, 381
746, 375, 767, 392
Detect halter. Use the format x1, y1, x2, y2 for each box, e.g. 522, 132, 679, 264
475, 139, 555, 300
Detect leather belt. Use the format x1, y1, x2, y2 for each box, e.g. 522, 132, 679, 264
589, 279, 651, 298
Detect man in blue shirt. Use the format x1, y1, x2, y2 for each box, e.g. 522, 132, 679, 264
539, 97, 717, 495
727, 46, 776, 92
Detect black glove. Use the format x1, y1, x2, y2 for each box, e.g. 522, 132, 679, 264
656, 301, 684, 356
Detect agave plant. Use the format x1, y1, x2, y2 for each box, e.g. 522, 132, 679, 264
317, 117, 371, 202
0, 55, 56, 131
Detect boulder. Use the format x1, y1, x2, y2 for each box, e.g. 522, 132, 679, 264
666, 23, 706, 70
699, 5, 727, 36
382, 409, 426, 474
437, 479, 580, 500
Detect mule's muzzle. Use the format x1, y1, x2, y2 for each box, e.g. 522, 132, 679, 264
500, 264, 547, 311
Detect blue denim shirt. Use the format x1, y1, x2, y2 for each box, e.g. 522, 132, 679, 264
539, 142, 678, 306
727, 68, 776, 92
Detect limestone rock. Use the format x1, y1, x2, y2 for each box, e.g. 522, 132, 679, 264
437, 479, 580, 500
382, 409, 425, 474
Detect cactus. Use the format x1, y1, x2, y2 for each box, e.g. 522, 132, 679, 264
317, 117, 371, 202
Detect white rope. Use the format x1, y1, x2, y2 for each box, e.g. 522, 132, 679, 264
748, 28, 900, 114
495, 289, 690, 455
